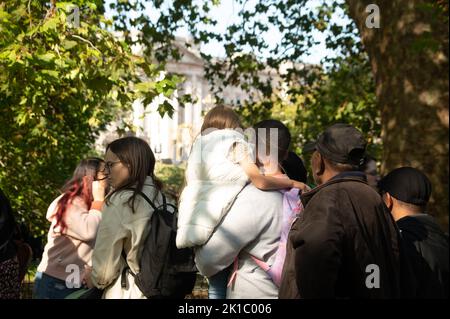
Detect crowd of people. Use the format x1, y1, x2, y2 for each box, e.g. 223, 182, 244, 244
0, 105, 448, 299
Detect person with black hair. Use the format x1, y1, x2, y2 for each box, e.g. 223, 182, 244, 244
379, 167, 449, 298
282, 151, 308, 184
195, 119, 305, 298
177, 108, 308, 299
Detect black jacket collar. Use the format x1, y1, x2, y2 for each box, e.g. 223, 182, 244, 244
301, 171, 368, 207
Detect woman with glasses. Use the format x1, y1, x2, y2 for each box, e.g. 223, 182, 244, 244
33, 158, 108, 299
84, 136, 164, 299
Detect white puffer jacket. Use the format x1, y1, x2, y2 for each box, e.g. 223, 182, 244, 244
176, 129, 251, 249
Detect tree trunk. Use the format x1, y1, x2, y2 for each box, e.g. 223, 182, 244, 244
346, 0, 449, 230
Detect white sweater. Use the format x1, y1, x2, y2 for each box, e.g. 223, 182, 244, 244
195, 184, 283, 299
176, 129, 251, 249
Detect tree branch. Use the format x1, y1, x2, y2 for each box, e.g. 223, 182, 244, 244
71, 35, 101, 53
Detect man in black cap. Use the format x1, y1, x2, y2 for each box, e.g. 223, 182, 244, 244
279, 123, 410, 298
379, 167, 449, 298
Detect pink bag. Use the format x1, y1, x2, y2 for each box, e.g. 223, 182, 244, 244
228, 187, 303, 288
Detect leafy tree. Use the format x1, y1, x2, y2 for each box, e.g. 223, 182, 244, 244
110, 0, 448, 228
154, 162, 185, 201
236, 51, 379, 183
347, 0, 448, 227
0, 0, 180, 237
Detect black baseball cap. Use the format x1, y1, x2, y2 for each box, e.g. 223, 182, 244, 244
378, 167, 432, 206
303, 123, 367, 166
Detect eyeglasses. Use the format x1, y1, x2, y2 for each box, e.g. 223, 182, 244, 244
101, 161, 121, 173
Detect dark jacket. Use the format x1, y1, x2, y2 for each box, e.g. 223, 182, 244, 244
279, 172, 411, 298
397, 214, 449, 298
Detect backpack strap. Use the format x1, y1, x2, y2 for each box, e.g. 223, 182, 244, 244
226, 254, 271, 288
132, 189, 176, 229
250, 255, 270, 272
121, 249, 135, 289
123, 188, 160, 211
227, 258, 239, 288
120, 188, 167, 289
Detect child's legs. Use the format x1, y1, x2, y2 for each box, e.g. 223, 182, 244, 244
208, 267, 230, 299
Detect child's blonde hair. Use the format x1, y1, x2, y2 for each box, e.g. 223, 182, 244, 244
200, 105, 242, 134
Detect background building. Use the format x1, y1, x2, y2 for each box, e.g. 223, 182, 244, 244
96, 37, 302, 163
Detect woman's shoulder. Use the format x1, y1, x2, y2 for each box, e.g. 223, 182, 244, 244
106, 188, 134, 206
106, 184, 162, 213
46, 194, 64, 220
103, 190, 138, 223
140, 182, 164, 207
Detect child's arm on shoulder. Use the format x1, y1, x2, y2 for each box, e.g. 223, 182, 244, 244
239, 154, 309, 191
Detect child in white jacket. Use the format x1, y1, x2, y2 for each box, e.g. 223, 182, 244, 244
176, 105, 308, 299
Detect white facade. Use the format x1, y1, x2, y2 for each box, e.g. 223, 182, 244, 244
132, 44, 214, 164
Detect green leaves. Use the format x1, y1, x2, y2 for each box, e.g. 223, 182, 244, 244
155, 162, 186, 200
0, 0, 178, 239
155, 76, 178, 97
41, 17, 58, 32
62, 39, 78, 50
41, 69, 59, 79
37, 52, 56, 62
158, 100, 175, 117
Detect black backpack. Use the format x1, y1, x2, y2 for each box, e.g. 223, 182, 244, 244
122, 189, 197, 299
